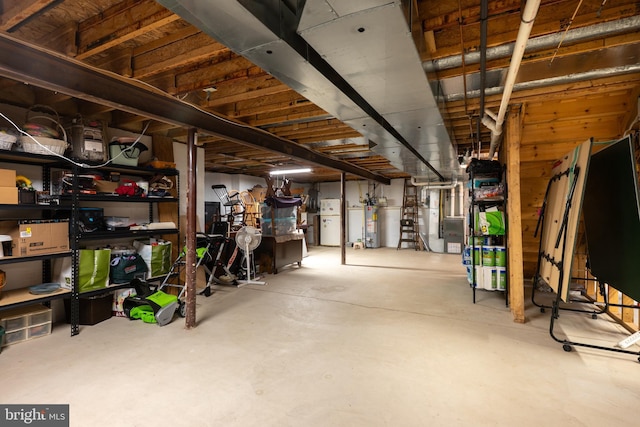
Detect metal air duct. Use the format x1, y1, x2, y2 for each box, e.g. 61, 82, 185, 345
157, 0, 459, 181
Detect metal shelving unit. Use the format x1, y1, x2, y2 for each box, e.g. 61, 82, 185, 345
0, 150, 179, 336
466, 159, 507, 304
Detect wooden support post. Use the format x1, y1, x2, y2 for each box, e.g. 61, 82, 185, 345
185, 128, 197, 329
506, 104, 526, 323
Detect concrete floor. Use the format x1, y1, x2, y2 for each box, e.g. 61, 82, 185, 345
2, 246, 639, 426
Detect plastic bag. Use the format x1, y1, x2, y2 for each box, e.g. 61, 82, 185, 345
133, 239, 172, 279
110, 253, 148, 284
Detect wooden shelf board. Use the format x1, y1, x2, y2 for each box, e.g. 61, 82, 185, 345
0, 287, 70, 308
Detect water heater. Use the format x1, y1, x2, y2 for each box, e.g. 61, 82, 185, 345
364, 205, 380, 248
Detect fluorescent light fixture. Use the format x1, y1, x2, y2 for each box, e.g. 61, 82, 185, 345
269, 168, 311, 176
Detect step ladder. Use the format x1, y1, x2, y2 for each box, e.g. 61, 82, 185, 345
397, 179, 421, 250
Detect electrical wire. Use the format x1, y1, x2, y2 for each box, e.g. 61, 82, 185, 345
0, 111, 150, 169
549, 0, 584, 64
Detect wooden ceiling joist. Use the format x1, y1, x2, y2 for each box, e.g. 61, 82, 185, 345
0, 32, 390, 183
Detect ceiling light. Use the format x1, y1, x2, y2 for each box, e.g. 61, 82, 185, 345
269, 168, 311, 176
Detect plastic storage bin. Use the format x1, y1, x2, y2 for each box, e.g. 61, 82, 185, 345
27, 322, 52, 339
1, 313, 28, 332
0, 304, 53, 346
2, 328, 27, 346
64, 293, 113, 325
29, 308, 53, 326
0, 305, 51, 331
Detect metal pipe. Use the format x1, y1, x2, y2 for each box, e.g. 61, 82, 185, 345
424, 16, 640, 73
459, 0, 470, 118
411, 176, 459, 189
478, 0, 488, 156
445, 63, 640, 102
485, 0, 541, 159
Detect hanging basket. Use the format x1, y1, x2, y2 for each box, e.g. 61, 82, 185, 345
19, 105, 68, 155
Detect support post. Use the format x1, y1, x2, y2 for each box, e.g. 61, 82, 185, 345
506, 105, 526, 323
185, 128, 197, 328
341, 172, 346, 265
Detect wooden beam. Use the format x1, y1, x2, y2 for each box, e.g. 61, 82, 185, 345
133, 31, 228, 79
76, 0, 180, 59
0, 0, 54, 31
0, 33, 390, 183
248, 107, 332, 127
223, 95, 312, 119
172, 59, 260, 95
506, 104, 526, 323
204, 76, 290, 108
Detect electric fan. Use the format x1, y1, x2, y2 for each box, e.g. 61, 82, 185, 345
234, 226, 266, 286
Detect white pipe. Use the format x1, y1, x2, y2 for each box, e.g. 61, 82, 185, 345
457, 183, 464, 216
485, 0, 541, 159
450, 184, 455, 215
481, 114, 497, 133
411, 176, 459, 189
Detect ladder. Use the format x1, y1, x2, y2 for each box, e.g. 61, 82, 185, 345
397, 178, 421, 250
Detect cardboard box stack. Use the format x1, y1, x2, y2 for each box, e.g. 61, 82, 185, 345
0, 169, 17, 204
0, 220, 69, 257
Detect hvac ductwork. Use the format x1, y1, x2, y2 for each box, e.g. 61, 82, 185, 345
157, 0, 459, 181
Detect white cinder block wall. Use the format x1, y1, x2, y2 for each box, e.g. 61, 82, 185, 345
200, 176, 462, 251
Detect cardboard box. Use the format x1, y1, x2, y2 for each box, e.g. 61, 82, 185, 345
0, 187, 18, 204
0, 220, 69, 256
94, 180, 119, 194
0, 168, 16, 186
